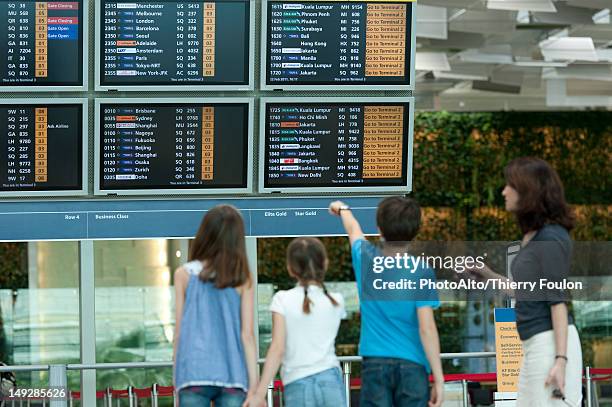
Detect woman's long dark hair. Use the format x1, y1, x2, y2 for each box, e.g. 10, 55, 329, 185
504, 157, 575, 234
286, 237, 338, 314
189, 205, 251, 289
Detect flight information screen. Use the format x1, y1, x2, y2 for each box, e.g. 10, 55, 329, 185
262, 100, 410, 191
99, 0, 250, 87
98, 102, 250, 193
0, 0, 84, 87
264, 0, 412, 87
0, 103, 83, 193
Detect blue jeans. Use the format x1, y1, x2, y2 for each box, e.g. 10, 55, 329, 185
284, 367, 346, 407
360, 357, 430, 407
179, 386, 245, 407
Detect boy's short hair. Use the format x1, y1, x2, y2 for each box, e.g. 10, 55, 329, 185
376, 196, 421, 241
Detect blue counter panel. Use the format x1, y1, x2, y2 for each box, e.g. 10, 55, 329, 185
0, 211, 88, 241
0, 197, 383, 241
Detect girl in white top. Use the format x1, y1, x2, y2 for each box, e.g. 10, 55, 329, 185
243, 237, 346, 407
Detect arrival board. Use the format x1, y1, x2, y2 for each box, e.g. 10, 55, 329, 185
97, 100, 251, 194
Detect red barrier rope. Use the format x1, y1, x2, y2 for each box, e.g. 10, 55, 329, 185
132, 387, 152, 398
155, 385, 175, 397
69, 367, 612, 399
110, 388, 130, 398
433, 373, 497, 383
590, 368, 612, 375
272, 372, 498, 391
69, 390, 105, 399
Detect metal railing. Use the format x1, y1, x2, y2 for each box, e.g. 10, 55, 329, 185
0, 352, 496, 407
0, 352, 606, 407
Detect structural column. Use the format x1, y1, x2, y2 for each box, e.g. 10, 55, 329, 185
79, 241, 96, 406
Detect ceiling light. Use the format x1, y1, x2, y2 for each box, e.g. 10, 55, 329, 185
459, 49, 514, 64
593, 9, 610, 24
416, 4, 448, 40
513, 60, 569, 67
450, 10, 517, 34
567, 0, 612, 10
487, 0, 556, 12
433, 71, 489, 81
416, 53, 451, 71
539, 37, 598, 61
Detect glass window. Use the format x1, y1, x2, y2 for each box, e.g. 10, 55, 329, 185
575, 301, 612, 368
94, 239, 188, 391
0, 241, 80, 389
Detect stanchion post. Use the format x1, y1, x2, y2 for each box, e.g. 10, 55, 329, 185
267, 381, 274, 407
586, 366, 592, 407
343, 361, 351, 407
105, 387, 112, 407
462, 379, 469, 407
128, 386, 134, 407
48, 365, 67, 407
152, 384, 158, 407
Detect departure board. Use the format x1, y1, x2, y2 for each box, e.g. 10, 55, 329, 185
260, 98, 413, 193
0, 0, 85, 89
97, 0, 252, 90
0, 101, 85, 196
262, 0, 414, 89
96, 99, 252, 195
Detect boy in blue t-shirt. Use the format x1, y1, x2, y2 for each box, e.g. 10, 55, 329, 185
329, 197, 444, 407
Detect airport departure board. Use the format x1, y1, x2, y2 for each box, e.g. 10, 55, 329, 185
0, 102, 84, 195
263, 0, 413, 89
0, 0, 84, 88
98, 0, 251, 89
260, 99, 412, 192
97, 100, 251, 194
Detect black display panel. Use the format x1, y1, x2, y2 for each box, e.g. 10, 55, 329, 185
0, 104, 83, 193
99, 0, 250, 88
0, 0, 84, 87
264, 0, 413, 87
98, 102, 250, 193
262, 101, 410, 191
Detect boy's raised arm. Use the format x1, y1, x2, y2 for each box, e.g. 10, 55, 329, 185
329, 200, 365, 245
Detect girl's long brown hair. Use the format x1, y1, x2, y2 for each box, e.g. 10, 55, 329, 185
504, 157, 575, 234
189, 205, 251, 288
286, 237, 338, 314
